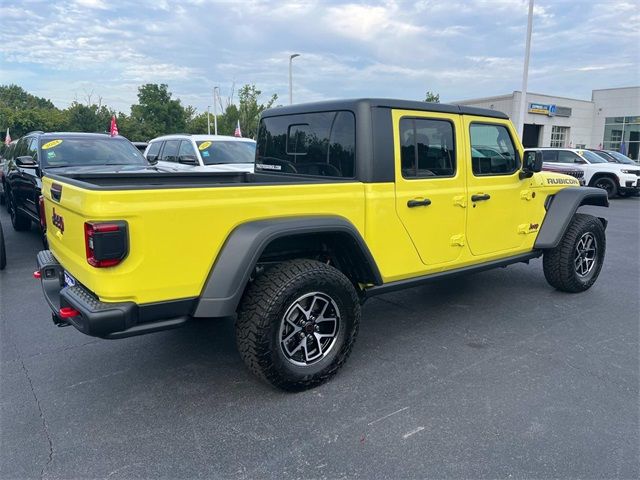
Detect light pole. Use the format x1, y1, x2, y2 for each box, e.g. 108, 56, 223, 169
213, 86, 220, 135
289, 53, 300, 105
516, 0, 534, 140
207, 106, 212, 135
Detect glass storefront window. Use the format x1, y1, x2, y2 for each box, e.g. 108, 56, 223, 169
603, 116, 640, 160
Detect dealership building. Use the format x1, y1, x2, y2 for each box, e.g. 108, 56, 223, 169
455, 86, 640, 160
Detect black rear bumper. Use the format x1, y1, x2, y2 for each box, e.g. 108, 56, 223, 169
36, 250, 195, 339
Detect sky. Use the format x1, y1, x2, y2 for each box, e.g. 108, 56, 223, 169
1, 0, 638, 114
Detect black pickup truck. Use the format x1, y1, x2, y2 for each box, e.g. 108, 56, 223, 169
2, 131, 159, 242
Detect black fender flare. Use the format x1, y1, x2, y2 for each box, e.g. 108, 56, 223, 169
193, 216, 381, 318
534, 187, 608, 249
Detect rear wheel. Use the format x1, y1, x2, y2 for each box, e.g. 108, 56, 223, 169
236, 259, 360, 391
592, 176, 618, 198
543, 213, 605, 292
7, 189, 30, 231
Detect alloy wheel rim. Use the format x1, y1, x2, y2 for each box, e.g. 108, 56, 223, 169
278, 292, 341, 366
574, 232, 598, 277
595, 180, 613, 194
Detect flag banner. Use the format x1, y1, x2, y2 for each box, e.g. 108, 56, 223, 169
234, 120, 242, 138
110, 116, 119, 137
4, 128, 11, 145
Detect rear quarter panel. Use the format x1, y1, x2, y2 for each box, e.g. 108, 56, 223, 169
42, 177, 366, 304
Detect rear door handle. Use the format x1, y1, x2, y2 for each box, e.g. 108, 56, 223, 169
471, 194, 491, 202
407, 198, 432, 208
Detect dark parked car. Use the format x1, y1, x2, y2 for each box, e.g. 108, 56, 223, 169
0, 219, 6, 270
3, 132, 160, 242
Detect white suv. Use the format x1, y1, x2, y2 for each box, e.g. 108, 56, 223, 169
144, 134, 256, 172
527, 147, 640, 198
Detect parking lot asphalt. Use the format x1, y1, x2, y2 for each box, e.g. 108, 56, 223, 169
1, 199, 638, 480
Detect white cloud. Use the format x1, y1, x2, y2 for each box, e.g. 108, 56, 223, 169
0, 0, 637, 113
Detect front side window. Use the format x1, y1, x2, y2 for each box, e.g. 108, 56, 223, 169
400, 118, 455, 178
256, 111, 355, 178
27, 138, 39, 161
146, 142, 162, 162
196, 140, 256, 165
470, 123, 519, 175
160, 140, 180, 163
557, 151, 581, 163
178, 141, 198, 164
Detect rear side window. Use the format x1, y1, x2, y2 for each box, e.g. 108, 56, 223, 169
400, 118, 455, 178
161, 140, 180, 163
256, 111, 355, 178
146, 142, 162, 162
542, 150, 558, 162
470, 123, 519, 175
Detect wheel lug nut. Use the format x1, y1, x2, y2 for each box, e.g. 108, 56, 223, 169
314, 325, 319, 332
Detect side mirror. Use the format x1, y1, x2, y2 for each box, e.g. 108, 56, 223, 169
520, 151, 542, 179
16, 155, 38, 168
178, 155, 198, 166
146, 155, 159, 165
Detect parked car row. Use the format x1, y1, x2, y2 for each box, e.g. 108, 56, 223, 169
528, 147, 640, 198
0, 131, 258, 241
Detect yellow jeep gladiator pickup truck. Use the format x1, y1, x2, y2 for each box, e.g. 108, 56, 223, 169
36, 99, 608, 390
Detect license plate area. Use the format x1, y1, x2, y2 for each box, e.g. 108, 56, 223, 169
64, 271, 77, 287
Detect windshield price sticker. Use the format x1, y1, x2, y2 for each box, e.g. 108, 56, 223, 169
198, 141, 212, 150
42, 140, 63, 150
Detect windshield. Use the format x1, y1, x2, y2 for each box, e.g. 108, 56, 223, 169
590, 150, 615, 162
607, 151, 636, 164
579, 150, 607, 164
196, 140, 256, 165
40, 137, 148, 168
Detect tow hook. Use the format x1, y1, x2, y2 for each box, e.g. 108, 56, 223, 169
51, 313, 71, 328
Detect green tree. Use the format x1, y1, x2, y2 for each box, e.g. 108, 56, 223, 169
0, 84, 56, 110
64, 101, 114, 133
237, 84, 277, 139
424, 91, 440, 103
0, 84, 64, 138
124, 83, 188, 141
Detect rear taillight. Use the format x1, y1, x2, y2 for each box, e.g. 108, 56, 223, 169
84, 221, 128, 268
38, 195, 46, 229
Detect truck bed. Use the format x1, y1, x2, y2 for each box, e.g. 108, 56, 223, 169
46, 171, 350, 190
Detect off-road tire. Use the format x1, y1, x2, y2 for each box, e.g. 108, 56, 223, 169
591, 176, 618, 198
0, 220, 6, 270
543, 213, 605, 293
236, 259, 360, 391
7, 189, 30, 231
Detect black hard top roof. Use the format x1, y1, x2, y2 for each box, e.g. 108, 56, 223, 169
262, 98, 509, 120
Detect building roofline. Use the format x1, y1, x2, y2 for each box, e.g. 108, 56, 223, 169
456, 90, 596, 105
451, 93, 514, 104
591, 85, 639, 93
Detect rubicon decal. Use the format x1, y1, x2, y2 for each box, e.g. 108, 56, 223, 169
51, 208, 64, 233
547, 178, 579, 185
